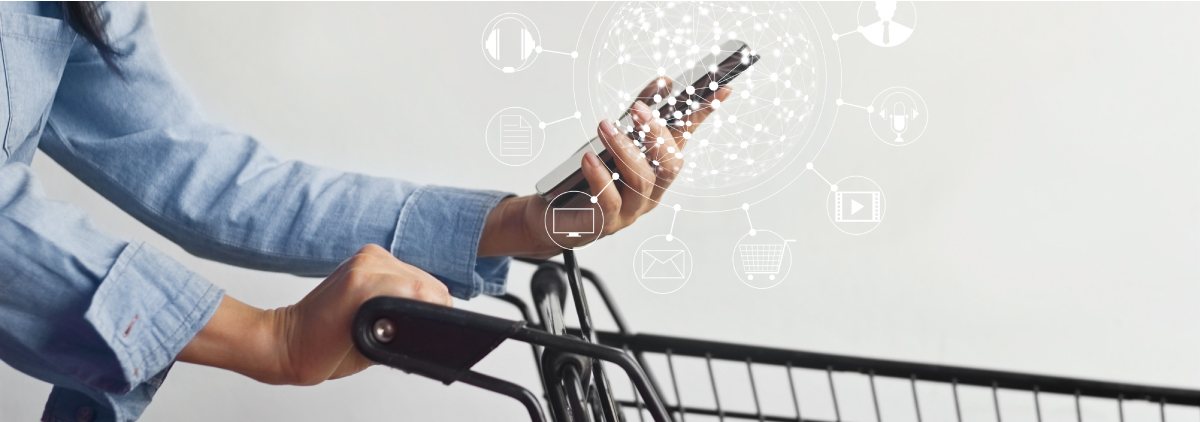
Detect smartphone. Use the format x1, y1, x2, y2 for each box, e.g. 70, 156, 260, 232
536, 39, 760, 206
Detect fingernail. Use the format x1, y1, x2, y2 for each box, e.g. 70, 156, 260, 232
584, 151, 601, 167
600, 119, 619, 136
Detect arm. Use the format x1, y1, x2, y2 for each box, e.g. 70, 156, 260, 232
38, 2, 509, 300
0, 164, 223, 422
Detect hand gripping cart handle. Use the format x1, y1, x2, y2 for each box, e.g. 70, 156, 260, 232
350, 276, 673, 422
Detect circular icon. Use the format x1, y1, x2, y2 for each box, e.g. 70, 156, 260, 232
485, 107, 545, 166
825, 176, 886, 235
632, 234, 693, 294
481, 13, 541, 73
855, 1, 917, 48
868, 87, 927, 146
543, 190, 605, 250
731, 230, 795, 289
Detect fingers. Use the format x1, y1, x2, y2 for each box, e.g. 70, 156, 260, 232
597, 119, 653, 218
675, 85, 734, 150
635, 77, 673, 107
581, 151, 621, 221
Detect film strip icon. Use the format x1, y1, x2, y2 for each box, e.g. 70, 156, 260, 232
834, 191, 881, 222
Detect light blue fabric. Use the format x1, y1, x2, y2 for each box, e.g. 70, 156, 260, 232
0, 2, 512, 421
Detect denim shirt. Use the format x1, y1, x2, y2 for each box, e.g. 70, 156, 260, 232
0, 3, 511, 421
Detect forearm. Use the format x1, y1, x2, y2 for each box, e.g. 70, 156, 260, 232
177, 295, 287, 384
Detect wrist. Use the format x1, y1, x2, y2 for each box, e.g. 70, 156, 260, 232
177, 295, 289, 384
480, 195, 557, 258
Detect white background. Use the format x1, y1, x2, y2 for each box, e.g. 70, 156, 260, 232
1, 2, 1198, 421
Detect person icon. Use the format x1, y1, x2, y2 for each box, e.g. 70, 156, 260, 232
859, 0, 914, 47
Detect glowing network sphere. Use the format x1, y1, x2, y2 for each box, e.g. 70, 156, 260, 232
589, 1, 823, 190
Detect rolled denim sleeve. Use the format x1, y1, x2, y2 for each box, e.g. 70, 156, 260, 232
394, 186, 512, 299
0, 164, 223, 422
38, 2, 513, 298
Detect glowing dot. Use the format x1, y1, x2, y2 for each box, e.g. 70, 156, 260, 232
590, 196, 598, 203
667, 147, 676, 153
831, 184, 839, 192
574, 111, 582, 119
709, 82, 719, 91
652, 160, 660, 166
612, 172, 620, 180
741, 91, 750, 99
657, 137, 666, 144
570, 51, 579, 59
740, 141, 749, 148
773, 98, 781, 106
806, 162, 813, 169
654, 94, 663, 103
535, 46, 544, 53
666, 234, 674, 241
667, 97, 677, 105
681, 132, 691, 139
730, 154, 738, 159
754, 124, 762, 131
657, 79, 667, 87
770, 73, 779, 82
831, 33, 840, 41
712, 99, 722, 109
742, 203, 750, 210
539, 122, 547, 129
675, 152, 683, 158
836, 99, 844, 106
673, 204, 681, 211
728, 115, 737, 123
749, 229, 757, 236
867, 106, 875, 113
657, 67, 666, 76
686, 86, 696, 95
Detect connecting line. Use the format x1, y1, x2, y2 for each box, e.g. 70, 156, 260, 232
666, 205, 680, 240
831, 28, 860, 41
540, 111, 582, 129
835, 98, 873, 112
589, 173, 620, 203
741, 203, 756, 235
535, 46, 579, 59
807, 163, 835, 188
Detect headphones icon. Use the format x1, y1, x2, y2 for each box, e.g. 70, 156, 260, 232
485, 18, 537, 65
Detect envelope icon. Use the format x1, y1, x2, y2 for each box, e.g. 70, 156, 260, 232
641, 250, 685, 279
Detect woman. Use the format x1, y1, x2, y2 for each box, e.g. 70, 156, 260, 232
0, 2, 730, 421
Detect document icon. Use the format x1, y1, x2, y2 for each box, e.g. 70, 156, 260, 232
500, 115, 533, 157
641, 250, 685, 279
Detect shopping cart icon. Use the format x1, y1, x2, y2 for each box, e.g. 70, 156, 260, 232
737, 240, 795, 280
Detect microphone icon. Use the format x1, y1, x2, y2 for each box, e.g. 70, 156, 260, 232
891, 102, 908, 143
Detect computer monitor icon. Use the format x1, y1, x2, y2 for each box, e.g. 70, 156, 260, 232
552, 208, 595, 237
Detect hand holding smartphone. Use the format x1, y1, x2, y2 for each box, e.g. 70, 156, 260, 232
536, 39, 760, 205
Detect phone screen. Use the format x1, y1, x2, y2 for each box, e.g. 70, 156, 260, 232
537, 40, 761, 203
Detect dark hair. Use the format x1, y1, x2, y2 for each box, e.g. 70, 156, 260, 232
61, 1, 123, 74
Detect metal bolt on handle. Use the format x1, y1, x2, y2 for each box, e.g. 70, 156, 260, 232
373, 318, 396, 343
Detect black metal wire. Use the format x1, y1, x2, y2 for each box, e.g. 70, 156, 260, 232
748, 357, 764, 422
787, 362, 803, 422
911, 375, 923, 422
707, 353, 725, 421
953, 379, 963, 422
667, 349, 686, 422
870, 371, 882, 422
993, 381, 1003, 422
828, 367, 842, 422
1035, 386, 1043, 422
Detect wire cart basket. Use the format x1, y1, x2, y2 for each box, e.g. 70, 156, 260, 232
353, 252, 1200, 422
737, 243, 792, 280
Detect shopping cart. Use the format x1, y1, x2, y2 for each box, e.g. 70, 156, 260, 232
353, 252, 1200, 422
737, 241, 794, 280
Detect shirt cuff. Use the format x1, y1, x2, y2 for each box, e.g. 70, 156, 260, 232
391, 185, 513, 299
78, 241, 224, 421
